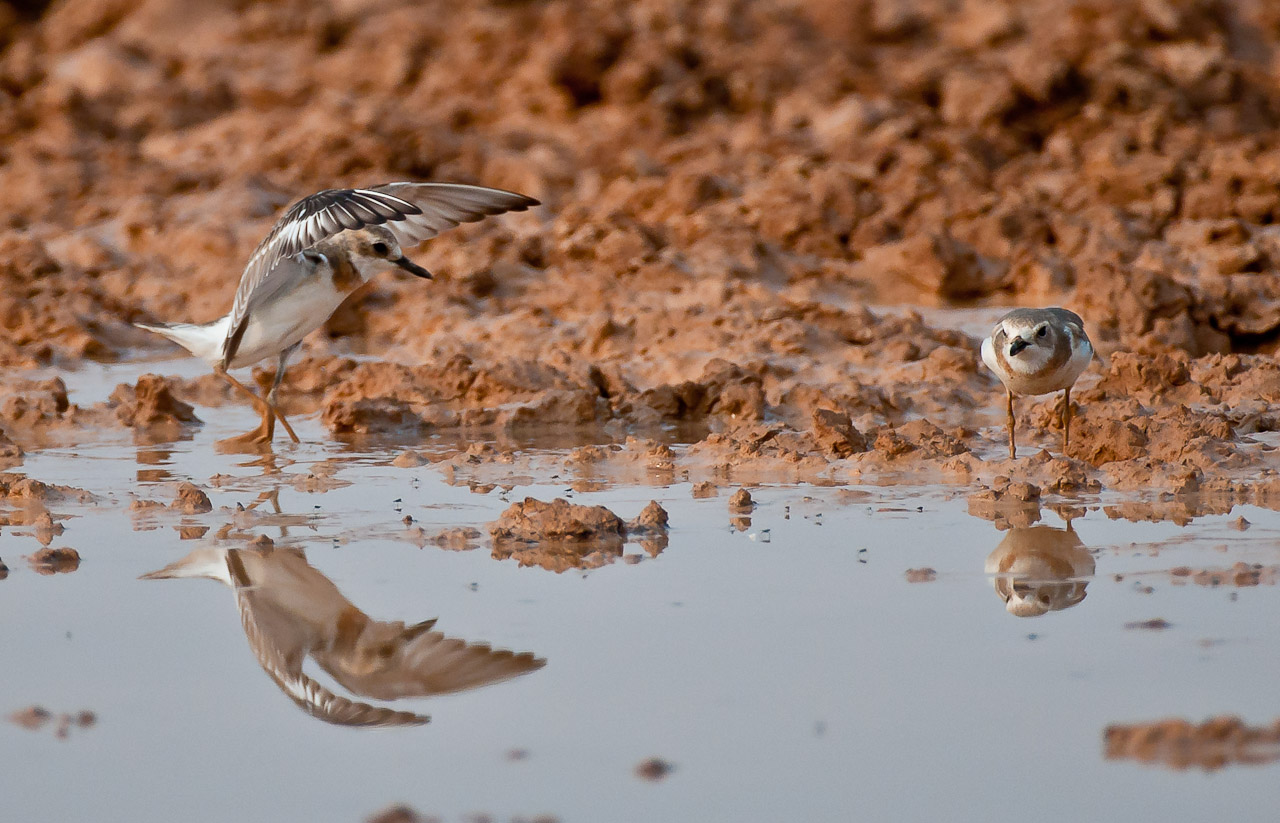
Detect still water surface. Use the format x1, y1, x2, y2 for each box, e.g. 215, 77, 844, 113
2, 369, 1279, 822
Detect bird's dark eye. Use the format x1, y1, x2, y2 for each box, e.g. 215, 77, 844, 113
1036, 326, 1048, 338
371, 242, 390, 256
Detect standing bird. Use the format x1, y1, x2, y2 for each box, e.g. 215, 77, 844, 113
136, 183, 538, 446
980, 308, 1094, 459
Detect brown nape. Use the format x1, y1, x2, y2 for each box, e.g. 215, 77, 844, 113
1041, 328, 1073, 375
328, 250, 363, 292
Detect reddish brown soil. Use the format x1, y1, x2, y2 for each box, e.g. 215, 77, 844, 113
9, 705, 95, 739
0, 0, 1279, 496
634, 757, 676, 781
488, 496, 669, 571
1105, 716, 1280, 770
28, 546, 80, 574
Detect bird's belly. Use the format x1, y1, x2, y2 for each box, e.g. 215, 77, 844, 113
1001, 356, 1091, 396
228, 281, 350, 369
1002, 372, 1074, 396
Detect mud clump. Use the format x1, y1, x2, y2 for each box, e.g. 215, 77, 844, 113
968, 478, 1042, 529
9, 705, 96, 739
365, 806, 424, 823
322, 397, 428, 436
628, 500, 669, 534
171, 482, 212, 514
1169, 562, 1279, 587
639, 360, 765, 423
0, 473, 91, 505
109, 374, 201, 432
691, 481, 717, 498
1124, 618, 1172, 630
0, 428, 19, 468
490, 497, 626, 544
1105, 716, 1280, 771
29, 547, 80, 575
391, 450, 428, 468
488, 497, 669, 571
811, 409, 870, 458
429, 527, 483, 551
728, 488, 754, 512
634, 757, 675, 782
905, 568, 937, 583
0, 377, 70, 430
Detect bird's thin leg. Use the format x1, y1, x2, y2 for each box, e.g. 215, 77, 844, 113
216, 367, 274, 443
1062, 386, 1071, 457
1006, 388, 1017, 460
266, 344, 301, 444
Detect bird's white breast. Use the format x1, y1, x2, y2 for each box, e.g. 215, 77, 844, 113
227, 259, 350, 369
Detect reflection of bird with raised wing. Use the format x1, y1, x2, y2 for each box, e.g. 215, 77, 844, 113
141, 546, 545, 727
984, 524, 1096, 618
136, 183, 538, 447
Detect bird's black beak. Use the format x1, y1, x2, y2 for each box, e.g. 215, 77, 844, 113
394, 256, 433, 280
1008, 338, 1030, 356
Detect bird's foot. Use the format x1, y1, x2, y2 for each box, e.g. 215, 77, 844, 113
215, 414, 276, 453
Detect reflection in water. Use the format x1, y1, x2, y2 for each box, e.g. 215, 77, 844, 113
1105, 716, 1280, 771
142, 547, 545, 727
984, 525, 1095, 617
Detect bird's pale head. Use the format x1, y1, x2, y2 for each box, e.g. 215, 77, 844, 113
995, 316, 1061, 372
341, 226, 433, 281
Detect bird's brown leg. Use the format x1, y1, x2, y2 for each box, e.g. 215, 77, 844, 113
266, 345, 301, 444
216, 367, 275, 444
1006, 387, 1017, 460
272, 410, 299, 444
1062, 386, 1071, 457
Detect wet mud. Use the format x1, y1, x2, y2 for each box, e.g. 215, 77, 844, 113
0, 0, 1272, 503
8, 705, 96, 739
3, 1, 1280, 820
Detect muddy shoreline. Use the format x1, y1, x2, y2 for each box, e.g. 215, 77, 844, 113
0, 1, 1276, 505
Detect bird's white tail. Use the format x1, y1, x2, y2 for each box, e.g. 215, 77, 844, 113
135, 318, 228, 366
139, 548, 233, 584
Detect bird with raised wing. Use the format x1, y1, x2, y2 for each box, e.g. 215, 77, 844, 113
136, 183, 538, 446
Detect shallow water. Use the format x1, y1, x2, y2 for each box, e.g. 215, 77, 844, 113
3, 366, 1280, 822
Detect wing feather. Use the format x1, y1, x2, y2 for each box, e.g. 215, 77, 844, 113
318, 628, 546, 701
237, 589, 430, 727
220, 183, 538, 367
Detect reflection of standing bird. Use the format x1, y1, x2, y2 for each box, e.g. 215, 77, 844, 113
142, 546, 545, 727
984, 525, 1095, 618
980, 308, 1094, 459
136, 183, 538, 446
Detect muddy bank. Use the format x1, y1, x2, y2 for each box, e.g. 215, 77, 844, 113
0, 0, 1274, 499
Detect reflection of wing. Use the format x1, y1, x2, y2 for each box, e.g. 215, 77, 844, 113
237, 588, 430, 727
222, 183, 538, 366
318, 630, 547, 701
144, 545, 543, 726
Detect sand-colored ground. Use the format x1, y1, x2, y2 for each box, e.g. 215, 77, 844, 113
0, 0, 1279, 501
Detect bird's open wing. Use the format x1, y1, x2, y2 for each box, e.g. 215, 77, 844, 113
237, 588, 430, 727
319, 628, 547, 701
220, 183, 539, 367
